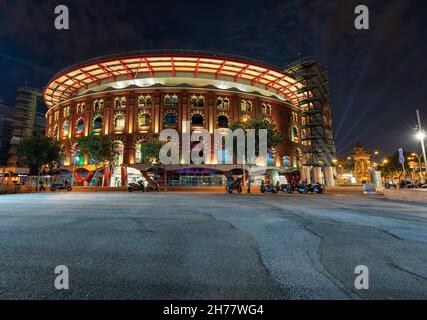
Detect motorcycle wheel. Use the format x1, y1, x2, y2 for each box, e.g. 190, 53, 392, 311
50, 188, 55, 192
237, 186, 242, 193
272, 189, 277, 193
67, 186, 72, 192
226, 186, 233, 194
128, 187, 133, 192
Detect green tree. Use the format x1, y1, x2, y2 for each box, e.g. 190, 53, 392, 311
140, 140, 166, 164
77, 136, 121, 168
229, 115, 284, 192
230, 115, 284, 155
16, 134, 63, 190
381, 151, 411, 180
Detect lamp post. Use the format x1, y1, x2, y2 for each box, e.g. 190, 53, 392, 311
416, 109, 427, 182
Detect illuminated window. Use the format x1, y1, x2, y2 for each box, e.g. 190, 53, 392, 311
291, 126, 299, 142
145, 95, 152, 106
138, 113, 150, 127
164, 94, 171, 106
93, 99, 104, 111
77, 103, 85, 114
115, 115, 125, 129
63, 120, 69, 136
63, 106, 70, 117
217, 97, 229, 110
241, 100, 246, 111
114, 96, 126, 108
138, 95, 146, 107
191, 95, 204, 107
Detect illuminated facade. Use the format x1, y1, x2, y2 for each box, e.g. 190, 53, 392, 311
43, 51, 336, 185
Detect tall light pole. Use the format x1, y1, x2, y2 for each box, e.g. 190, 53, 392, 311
416, 109, 427, 182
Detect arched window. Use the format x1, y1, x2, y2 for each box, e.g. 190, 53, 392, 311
115, 114, 125, 130
93, 116, 103, 131
138, 95, 145, 107
63, 120, 69, 136
283, 156, 291, 168
241, 100, 246, 111
261, 104, 267, 114
191, 114, 204, 126
216, 98, 223, 108
291, 127, 299, 142
197, 96, 204, 107
76, 119, 84, 134
171, 95, 178, 106
266, 104, 271, 115
191, 96, 197, 107
138, 113, 150, 127
164, 94, 171, 106
145, 95, 152, 106
217, 115, 229, 128
164, 113, 177, 126
246, 101, 252, 112
223, 98, 229, 109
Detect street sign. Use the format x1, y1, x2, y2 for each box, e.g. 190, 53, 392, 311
398, 148, 405, 164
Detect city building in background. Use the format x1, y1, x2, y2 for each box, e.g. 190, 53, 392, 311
0, 97, 15, 165
4, 87, 47, 172
43, 50, 337, 186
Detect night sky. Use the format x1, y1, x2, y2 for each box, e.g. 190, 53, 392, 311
0, 0, 425, 157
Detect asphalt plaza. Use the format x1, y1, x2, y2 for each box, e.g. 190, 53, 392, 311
0, 191, 426, 299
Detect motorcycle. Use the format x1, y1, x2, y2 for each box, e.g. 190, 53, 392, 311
145, 182, 160, 192
275, 181, 292, 193
261, 180, 277, 194
128, 180, 145, 192
226, 177, 243, 194
307, 182, 324, 194
50, 180, 72, 192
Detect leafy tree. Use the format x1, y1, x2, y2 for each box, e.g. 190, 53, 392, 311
380, 151, 411, 180
16, 134, 63, 190
230, 115, 284, 156
140, 140, 166, 164
77, 135, 121, 168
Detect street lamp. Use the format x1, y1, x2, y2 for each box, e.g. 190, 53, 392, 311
415, 109, 427, 182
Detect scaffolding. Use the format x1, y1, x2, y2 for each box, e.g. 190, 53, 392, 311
284, 59, 336, 168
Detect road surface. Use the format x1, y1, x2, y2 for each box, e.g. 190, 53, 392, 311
0, 191, 426, 299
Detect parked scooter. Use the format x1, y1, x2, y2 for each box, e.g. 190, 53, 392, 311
145, 182, 160, 192
226, 177, 243, 193
50, 180, 72, 192
128, 180, 145, 192
261, 180, 277, 193
307, 182, 324, 194
276, 181, 292, 193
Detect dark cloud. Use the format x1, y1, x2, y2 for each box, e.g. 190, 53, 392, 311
0, 0, 426, 155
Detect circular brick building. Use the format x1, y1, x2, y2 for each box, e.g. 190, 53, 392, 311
43, 50, 336, 186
